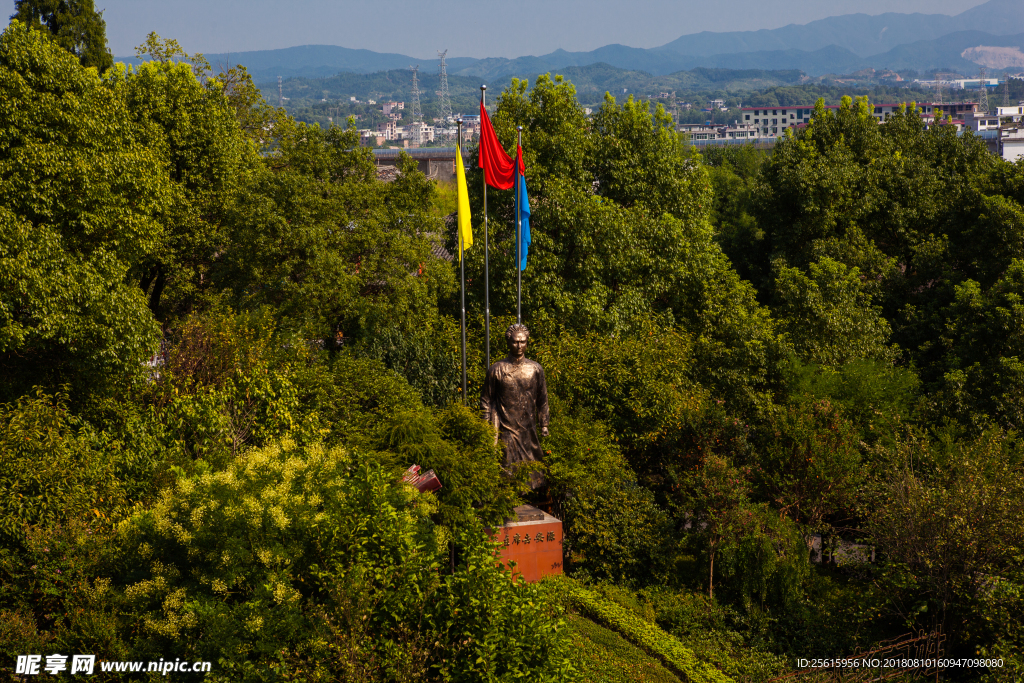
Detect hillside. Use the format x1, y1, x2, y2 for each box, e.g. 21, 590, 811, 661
116, 0, 1024, 81
866, 30, 1024, 72
656, 0, 1024, 58
263, 64, 812, 116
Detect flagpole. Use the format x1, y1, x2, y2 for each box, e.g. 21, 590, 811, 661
457, 118, 467, 404
516, 126, 523, 324
481, 85, 490, 370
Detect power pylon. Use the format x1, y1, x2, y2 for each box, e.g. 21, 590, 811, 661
979, 67, 990, 113
436, 50, 454, 145
410, 65, 422, 123
278, 76, 283, 107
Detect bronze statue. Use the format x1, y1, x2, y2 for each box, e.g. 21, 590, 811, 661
481, 323, 550, 489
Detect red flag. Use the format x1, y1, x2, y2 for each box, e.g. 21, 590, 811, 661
479, 100, 523, 190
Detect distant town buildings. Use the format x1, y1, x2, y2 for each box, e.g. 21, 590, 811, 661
739, 101, 982, 138
678, 122, 761, 142
457, 114, 481, 137
742, 106, 827, 137
912, 77, 1002, 90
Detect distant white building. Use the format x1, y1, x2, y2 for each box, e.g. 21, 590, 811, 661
953, 77, 1000, 89
965, 110, 1001, 132
1001, 128, 1024, 162
359, 129, 386, 146
678, 124, 718, 141
678, 123, 760, 142
402, 121, 435, 146
741, 106, 830, 137
996, 103, 1024, 122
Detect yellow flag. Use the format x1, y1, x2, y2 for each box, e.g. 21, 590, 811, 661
456, 142, 473, 261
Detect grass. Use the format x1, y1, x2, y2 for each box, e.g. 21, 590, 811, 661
566, 614, 683, 683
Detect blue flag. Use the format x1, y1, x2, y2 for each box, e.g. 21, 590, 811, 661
516, 171, 531, 271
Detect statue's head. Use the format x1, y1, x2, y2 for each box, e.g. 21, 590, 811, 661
505, 323, 529, 360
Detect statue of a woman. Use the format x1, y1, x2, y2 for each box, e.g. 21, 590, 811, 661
481, 323, 550, 488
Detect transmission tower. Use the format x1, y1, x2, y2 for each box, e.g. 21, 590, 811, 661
410, 65, 422, 123
1004, 77, 1011, 107
278, 76, 283, 107
436, 50, 454, 144
979, 67, 990, 113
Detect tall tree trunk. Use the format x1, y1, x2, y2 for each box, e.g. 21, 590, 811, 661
149, 266, 167, 319
709, 547, 715, 601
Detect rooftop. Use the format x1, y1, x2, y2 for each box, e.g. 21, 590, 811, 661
373, 147, 459, 159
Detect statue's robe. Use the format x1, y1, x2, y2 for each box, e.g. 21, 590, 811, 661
481, 356, 550, 488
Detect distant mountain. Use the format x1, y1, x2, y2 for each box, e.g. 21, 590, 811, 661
118, 44, 421, 82
655, 0, 1023, 59
113, 0, 1024, 83
866, 30, 1024, 72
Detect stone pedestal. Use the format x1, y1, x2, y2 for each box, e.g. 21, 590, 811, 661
493, 504, 563, 582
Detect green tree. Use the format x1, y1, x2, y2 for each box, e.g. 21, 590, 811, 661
773, 257, 895, 367
930, 259, 1024, 430
703, 144, 768, 289
757, 398, 862, 533
866, 428, 1024, 656
107, 34, 261, 321
462, 75, 786, 413
9, 0, 112, 71
0, 22, 170, 398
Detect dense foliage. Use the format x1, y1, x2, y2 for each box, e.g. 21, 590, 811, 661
3, 14, 1024, 682
10, 0, 112, 71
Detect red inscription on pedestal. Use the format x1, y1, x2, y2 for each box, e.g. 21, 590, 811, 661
491, 508, 563, 583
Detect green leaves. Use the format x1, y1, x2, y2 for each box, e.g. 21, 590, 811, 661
10, 2, 113, 72
564, 581, 733, 683
0, 390, 147, 544
773, 257, 895, 367
120, 437, 572, 682
865, 428, 1024, 644
0, 22, 167, 398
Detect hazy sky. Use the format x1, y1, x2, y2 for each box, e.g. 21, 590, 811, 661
1, 0, 989, 59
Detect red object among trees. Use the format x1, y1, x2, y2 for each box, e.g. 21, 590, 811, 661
401, 465, 442, 493
478, 101, 523, 190
492, 505, 563, 582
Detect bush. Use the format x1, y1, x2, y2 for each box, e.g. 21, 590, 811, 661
144, 306, 328, 467
0, 391, 153, 545
532, 323, 707, 476
636, 587, 789, 682
352, 317, 462, 408
120, 437, 573, 682
0, 521, 128, 671
543, 414, 674, 588
378, 404, 526, 530
563, 478, 673, 588
564, 614, 681, 683
559, 579, 733, 683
